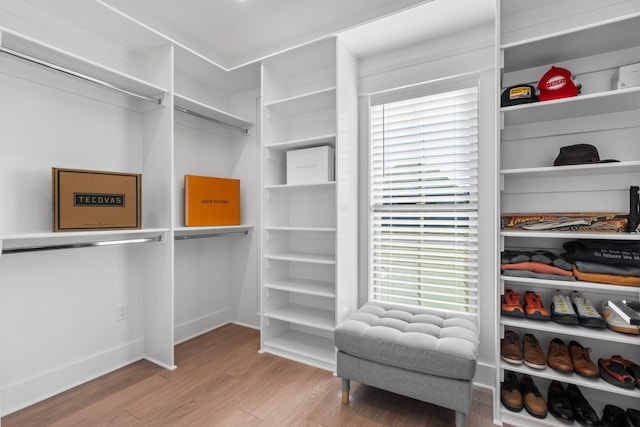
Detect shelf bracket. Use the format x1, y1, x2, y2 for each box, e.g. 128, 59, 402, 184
1, 235, 162, 255
0, 47, 163, 105
174, 106, 249, 134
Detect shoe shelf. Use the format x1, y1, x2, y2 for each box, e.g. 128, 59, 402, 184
264, 278, 335, 298
501, 318, 639, 345
500, 362, 640, 399
501, 275, 640, 298
260, 329, 335, 371
264, 252, 336, 265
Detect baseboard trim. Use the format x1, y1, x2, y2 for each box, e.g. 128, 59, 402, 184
174, 307, 232, 345
1, 339, 144, 417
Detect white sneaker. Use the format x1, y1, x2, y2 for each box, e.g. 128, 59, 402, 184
571, 292, 607, 328
601, 301, 640, 335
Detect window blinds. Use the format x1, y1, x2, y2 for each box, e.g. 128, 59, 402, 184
369, 83, 479, 313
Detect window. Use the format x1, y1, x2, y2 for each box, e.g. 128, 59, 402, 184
369, 78, 479, 313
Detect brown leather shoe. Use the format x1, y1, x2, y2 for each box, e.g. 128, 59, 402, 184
520, 374, 547, 419
569, 340, 599, 377
523, 333, 547, 369
501, 330, 523, 365
547, 338, 573, 372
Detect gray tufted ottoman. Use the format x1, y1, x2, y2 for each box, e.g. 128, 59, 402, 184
335, 301, 479, 427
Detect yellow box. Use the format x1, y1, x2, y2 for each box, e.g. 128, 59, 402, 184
184, 175, 240, 226
52, 168, 142, 231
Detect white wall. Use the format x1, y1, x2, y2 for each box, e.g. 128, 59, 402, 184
354, 21, 498, 389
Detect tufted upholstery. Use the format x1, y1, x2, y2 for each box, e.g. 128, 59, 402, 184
334, 301, 478, 381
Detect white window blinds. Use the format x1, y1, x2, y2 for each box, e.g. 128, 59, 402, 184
369, 80, 479, 313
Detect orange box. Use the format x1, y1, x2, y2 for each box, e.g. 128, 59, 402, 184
52, 167, 142, 231
184, 175, 240, 226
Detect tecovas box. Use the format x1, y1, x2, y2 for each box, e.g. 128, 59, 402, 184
286, 145, 335, 185
612, 62, 640, 90
52, 168, 142, 231
184, 175, 240, 226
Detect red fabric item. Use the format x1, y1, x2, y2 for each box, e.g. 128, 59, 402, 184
501, 262, 574, 277
538, 66, 580, 101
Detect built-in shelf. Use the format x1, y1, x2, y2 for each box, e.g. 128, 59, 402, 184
501, 161, 640, 179
264, 87, 336, 115
501, 87, 640, 127
264, 252, 336, 264
500, 230, 640, 240
0, 228, 168, 255
501, 317, 640, 345
262, 330, 335, 367
264, 134, 336, 151
264, 182, 336, 191
501, 275, 640, 297
265, 226, 336, 232
264, 278, 335, 298
174, 93, 253, 133
501, 362, 640, 398
0, 29, 168, 110
265, 304, 335, 331
501, 13, 640, 72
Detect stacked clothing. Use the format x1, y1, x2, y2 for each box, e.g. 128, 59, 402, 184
564, 240, 640, 287
501, 250, 575, 281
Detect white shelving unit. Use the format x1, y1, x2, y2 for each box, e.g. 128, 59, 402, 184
260, 37, 358, 371
496, 1, 640, 426
0, 2, 260, 417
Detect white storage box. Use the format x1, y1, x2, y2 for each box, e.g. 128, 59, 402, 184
286, 145, 335, 185
612, 62, 640, 90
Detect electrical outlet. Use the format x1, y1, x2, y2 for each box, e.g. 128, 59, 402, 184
116, 303, 128, 321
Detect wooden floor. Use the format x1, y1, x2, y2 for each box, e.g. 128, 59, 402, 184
3, 324, 498, 426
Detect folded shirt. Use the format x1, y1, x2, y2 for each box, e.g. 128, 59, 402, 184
572, 265, 640, 287
502, 269, 576, 281
501, 261, 574, 277
501, 250, 572, 270
564, 240, 640, 267
575, 261, 640, 277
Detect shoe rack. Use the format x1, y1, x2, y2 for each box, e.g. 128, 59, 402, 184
496, 1, 640, 426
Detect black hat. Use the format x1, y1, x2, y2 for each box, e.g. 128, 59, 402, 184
501, 84, 537, 107
553, 144, 619, 166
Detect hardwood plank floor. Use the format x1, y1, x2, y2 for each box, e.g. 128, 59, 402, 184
2, 324, 499, 426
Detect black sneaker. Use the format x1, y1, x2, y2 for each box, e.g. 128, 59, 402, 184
551, 290, 580, 325
571, 292, 607, 328
547, 380, 574, 423
565, 384, 599, 426
628, 408, 640, 427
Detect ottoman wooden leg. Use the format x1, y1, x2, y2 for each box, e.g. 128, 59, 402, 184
341, 378, 350, 404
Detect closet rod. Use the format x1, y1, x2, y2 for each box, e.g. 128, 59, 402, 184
0, 46, 163, 105
174, 230, 249, 240
1, 235, 162, 255
174, 106, 249, 134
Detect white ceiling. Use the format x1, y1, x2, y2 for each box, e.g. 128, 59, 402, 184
101, 0, 495, 70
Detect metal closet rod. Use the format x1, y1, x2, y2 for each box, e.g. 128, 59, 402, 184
0, 46, 163, 105
1, 235, 162, 255
174, 106, 249, 134
174, 230, 249, 240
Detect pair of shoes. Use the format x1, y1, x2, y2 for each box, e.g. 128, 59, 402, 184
548, 381, 599, 425
602, 405, 631, 427
571, 291, 607, 328
551, 290, 607, 327
500, 370, 522, 412
520, 374, 547, 419
501, 289, 551, 320
599, 355, 640, 389
601, 301, 640, 335
547, 338, 599, 376
500, 331, 546, 369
